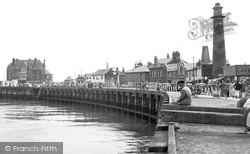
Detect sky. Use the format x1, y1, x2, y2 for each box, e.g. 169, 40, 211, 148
0, 0, 249, 82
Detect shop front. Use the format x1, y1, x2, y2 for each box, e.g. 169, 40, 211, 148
223, 65, 250, 82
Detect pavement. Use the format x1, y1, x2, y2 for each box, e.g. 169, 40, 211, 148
162, 91, 250, 154
166, 91, 240, 108
165, 91, 247, 133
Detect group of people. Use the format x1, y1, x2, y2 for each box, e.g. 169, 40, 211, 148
171, 79, 250, 133
189, 79, 250, 99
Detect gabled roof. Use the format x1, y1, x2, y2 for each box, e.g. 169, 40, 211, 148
65, 76, 73, 81
149, 63, 165, 69
126, 65, 149, 73
76, 76, 85, 80
92, 69, 111, 75
116, 70, 125, 75
7, 59, 44, 69
85, 73, 93, 76
157, 58, 172, 64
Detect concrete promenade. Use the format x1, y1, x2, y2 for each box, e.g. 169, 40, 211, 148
166, 91, 250, 154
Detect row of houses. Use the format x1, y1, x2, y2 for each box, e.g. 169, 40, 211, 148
8, 46, 248, 85
79, 46, 250, 85
74, 51, 196, 85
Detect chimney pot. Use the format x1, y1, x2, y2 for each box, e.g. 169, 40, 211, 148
154, 56, 158, 64
12, 58, 15, 66
34, 58, 37, 66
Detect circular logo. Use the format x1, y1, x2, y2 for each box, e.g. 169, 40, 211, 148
5, 146, 11, 151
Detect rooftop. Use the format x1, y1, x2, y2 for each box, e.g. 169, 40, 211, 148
126, 65, 149, 73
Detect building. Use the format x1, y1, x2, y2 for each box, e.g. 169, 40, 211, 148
147, 51, 194, 84
125, 61, 149, 84
91, 68, 115, 83
148, 55, 169, 83
113, 67, 126, 85
223, 65, 250, 82
7, 58, 53, 84
76, 75, 85, 84
85, 73, 93, 82
64, 76, 75, 84
164, 51, 181, 84
186, 46, 230, 83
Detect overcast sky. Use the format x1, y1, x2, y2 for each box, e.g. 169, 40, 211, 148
0, 0, 249, 82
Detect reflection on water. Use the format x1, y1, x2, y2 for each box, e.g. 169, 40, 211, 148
0, 99, 155, 154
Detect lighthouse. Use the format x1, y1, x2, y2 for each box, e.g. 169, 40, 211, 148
212, 3, 226, 78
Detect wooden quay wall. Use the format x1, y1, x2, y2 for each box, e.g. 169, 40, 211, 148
38, 87, 165, 121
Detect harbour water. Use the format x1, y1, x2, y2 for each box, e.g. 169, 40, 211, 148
0, 99, 155, 154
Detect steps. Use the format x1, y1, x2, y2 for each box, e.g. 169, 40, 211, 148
160, 105, 246, 126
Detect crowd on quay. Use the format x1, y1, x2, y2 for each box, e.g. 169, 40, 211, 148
3, 79, 250, 98
185, 79, 250, 99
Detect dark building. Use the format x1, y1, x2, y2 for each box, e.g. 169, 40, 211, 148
91, 68, 115, 83
114, 67, 126, 85
76, 75, 85, 84
125, 61, 149, 84
7, 58, 53, 83
165, 51, 181, 84
223, 65, 250, 82
148, 56, 168, 83
212, 3, 226, 78
198, 46, 213, 79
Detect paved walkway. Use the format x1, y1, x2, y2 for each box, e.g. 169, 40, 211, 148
167, 91, 240, 108
165, 92, 250, 154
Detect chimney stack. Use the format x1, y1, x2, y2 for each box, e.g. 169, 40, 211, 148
43, 59, 46, 68
12, 58, 15, 66
201, 46, 211, 64
172, 51, 180, 62
137, 61, 143, 67
34, 58, 37, 66
106, 63, 109, 69
154, 56, 158, 64
147, 62, 152, 67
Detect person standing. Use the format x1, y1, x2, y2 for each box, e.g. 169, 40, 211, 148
234, 81, 241, 98
245, 79, 250, 91
172, 80, 192, 105
216, 83, 220, 97
229, 81, 236, 98
219, 80, 226, 97
240, 80, 246, 98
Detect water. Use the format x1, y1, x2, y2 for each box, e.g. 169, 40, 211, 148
0, 99, 155, 154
